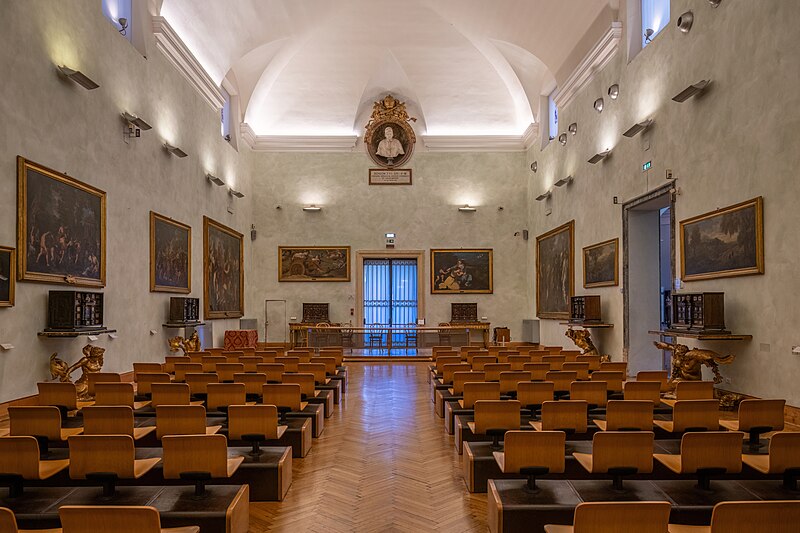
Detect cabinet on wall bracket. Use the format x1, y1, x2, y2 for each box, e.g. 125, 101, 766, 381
648, 330, 752, 341
38, 329, 117, 338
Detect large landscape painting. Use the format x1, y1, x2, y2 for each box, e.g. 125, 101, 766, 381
431, 249, 493, 294
536, 221, 574, 319
583, 238, 618, 288
150, 211, 191, 293
17, 157, 106, 287
203, 216, 244, 319
279, 246, 350, 282
0, 246, 14, 307
680, 197, 764, 281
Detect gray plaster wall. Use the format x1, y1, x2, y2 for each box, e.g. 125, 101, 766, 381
0, 1, 253, 403
527, 0, 800, 405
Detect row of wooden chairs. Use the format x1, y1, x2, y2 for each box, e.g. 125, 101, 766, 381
0, 505, 199, 533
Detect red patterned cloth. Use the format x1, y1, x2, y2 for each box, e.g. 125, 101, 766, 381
224, 330, 259, 351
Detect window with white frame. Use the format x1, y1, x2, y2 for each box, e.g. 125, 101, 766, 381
221, 87, 232, 141
548, 92, 558, 141
101, 0, 132, 42
641, 0, 670, 48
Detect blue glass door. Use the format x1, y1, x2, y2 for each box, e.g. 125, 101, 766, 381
363, 258, 418, 353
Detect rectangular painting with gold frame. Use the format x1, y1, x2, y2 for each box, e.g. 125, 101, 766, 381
278, 246, 351, 282
203, 216, 244, 319
150, 211, 191, 293
583, 238, 619, 288
680, 196, 764, 281
431, 249, 493, 294
0, 246, 15, 307
17, 156, 106, 287
536, 220, 574, 319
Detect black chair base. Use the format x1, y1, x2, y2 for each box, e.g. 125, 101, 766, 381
85, 472, 119, 498
608, 467, 638, 491
180, 471, 213, 498
696, 467, 727, 491
242, 434, 266, 457
0, 474, 24, 498
486, 429, 506, 451
520, 466, 549, 492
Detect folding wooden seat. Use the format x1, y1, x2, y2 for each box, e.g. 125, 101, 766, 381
315, 356, 347, 394
287, 349, 312, 363
59, 504, 200, 532
8, 406, 82, 451
719, 399, 786, 447
82, 405, 155, 440
498, 371, 532, 397
542, 355, 566, 371
543, 346, 563, 355
669, 500, 800, 533
742, 431, 800, 489
150, 383, 201, 407
240, 347, 256, 356
68, 434, 160, 495
654, 399, 720, 433
283, 373, 333, 418
221, 350, 245, 362
162, 434, 244, 495
201, 355, 226, 373
173, 362, 202, 382
37, 382, 78, 414
600, 361, 628, 374
234, 373, 268, 401
654, 431, 744, 489
262, 384, 307, 413
484, 363, 512, 382
459, 382, 501, 409
216, 362, 244, 383
507, 355, 531, 371
496, 350, 519, 364
451, 371, 486, 396
465, 346, 486, 358
517, 381, 554, 416
531, 400, 588, 434
624, 380, 662, 405
433, 356, 462, 377
256, 350, 279, 362
164, 356, 188, 374
275, 356, 300, 373
569, 380, 608, 409
155, 405, 222, 439
431, 346, 453, 358
133, 362, 164, 375
440, 363, 472, 385
0, 436, 70, 497
576, 354, 602, 371
471, 355, 497, 371
663, 381, 716, 408
573, 431, 655, 489
524, 362, 551, 381
0, 506, 61, 533
238, 356, 264, 373
562, 362, 590, 381
545, 371, 578, 396
544, 501, 671, 533
298, 363, 330, 385
467, 400, 522, 448
187, 351, 208, 364
493, 430, 565, 489
257, 363, 286, 383
636, 370, 670, 392
185, 372, 219, 398
590, 370, 625, 394
560, 350, 581, 362
94, 382, 150, 409
135, 373, 171, 398
594, 400, 653, 431
206, 383, 247, 412
228, 404, 288, 456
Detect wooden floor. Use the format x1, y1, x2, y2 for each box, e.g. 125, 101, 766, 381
249, 362, 487, 532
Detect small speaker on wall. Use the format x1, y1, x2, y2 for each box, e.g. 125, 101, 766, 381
522, 230, 529, 240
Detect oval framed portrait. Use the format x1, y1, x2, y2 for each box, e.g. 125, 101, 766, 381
365, 119, 415, 168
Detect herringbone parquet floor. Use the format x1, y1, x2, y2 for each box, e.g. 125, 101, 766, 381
249, 362, 488, 532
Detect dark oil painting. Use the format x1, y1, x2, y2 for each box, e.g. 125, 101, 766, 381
0, 247, 14, 307
204, 217, 244, 319
431, 249, 493, 294
583, 238, 618, 288
536, 221, 574, 319
150, 212, 191, 293
279, 246, 350, 282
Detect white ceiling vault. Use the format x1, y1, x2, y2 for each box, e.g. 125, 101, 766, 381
156, 0, 615, 148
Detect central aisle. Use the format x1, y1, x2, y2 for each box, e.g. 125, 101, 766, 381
249, 362, 488, 532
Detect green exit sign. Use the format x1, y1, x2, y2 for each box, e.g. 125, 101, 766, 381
642, 161, 652, 172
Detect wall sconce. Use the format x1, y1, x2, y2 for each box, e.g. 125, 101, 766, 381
593, 98, 604, 113
554, 175, 573, 187
672, 80, 711, 102
677, 11, 694, 33
56, 65, 99, 90
535, 190, 552, 202
121, 112, 151, 139
708, 0, 722, 7
558, 133, 567, 146
302, 205, 322, 212
206, 173, 224, 186
118, 17, 128, 36
458, 205, 477, 212
228, 188, 244, 198
530, 161, 538, 173
644, 28, 654, 43
568, 123, 578, 135
163, 142, 188, 158
588, 149, 611, 164
608, 84, 619, 100
623, 118, 654, 138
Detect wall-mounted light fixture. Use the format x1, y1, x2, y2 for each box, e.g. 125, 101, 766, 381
121, 112, 151, 139
118, 17, 128, 36
593, 98, 605, 113
228, 188, 244, 198
302, 205, 322, 212
535, 190, 552, 202
163, 142, 188, 158
677, 11, 694, 33
623, 119, 654, 138
56, 65, 99, 90
672, 80, 711, 102
458, 205, 477, 212
708, 0, 722, 7
206, 173, 224, 186
530, 161, 538, 173
588, 149, 611, 164
608, 84, 619, 100
554, 175, 573, 187
644, 28, 655, 43
558, 133, 568, 146
568, 123, 578, 135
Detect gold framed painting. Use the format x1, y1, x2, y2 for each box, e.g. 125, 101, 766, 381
203, 216, 244, 319
278, 246, 351, 282
150, 211, 191, 293
583, 238, 619, 288
680, 196, 764, 281
17, 156, 106, 287
431, 249, 493, 294
536, 220, 574, 319
0, 246, 15, 307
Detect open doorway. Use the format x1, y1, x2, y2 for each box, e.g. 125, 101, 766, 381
623, 184, 675, 375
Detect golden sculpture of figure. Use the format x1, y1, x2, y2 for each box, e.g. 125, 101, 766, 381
654, 340, 735, 384
565, 328, 611, 362
168, 331, 201, 354
49, 344, 106, 400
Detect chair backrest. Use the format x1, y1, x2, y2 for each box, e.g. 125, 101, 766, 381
435, 356, 462, 374
472, 400, 521, 434
94, 382, 136, 407
576, 355, 602, 371
8, 406, 63, 440
591, 371, 625, 392
315, 357, 338, 376
287, 350, 312, 363
0, 436, 43, 479
135, 372, 171, 395
452, 371, 486, 395
500, 430, 565, 474
201, 356, 227, 373
679, 431, 743, 474
471, 356, 497, 371
185, 373, 219, 395
282, 373, 316, 397
37, 382, 78, 410
560, 350, 581, 362
156, 404, 209, 438
624, 381, 662, 404
466, 352, 491, 365
68, 434, 136, 479
164, 356, 188, 373
150, 383, 191, 407
572, 501, 672, 533
672, 399, 720, 432
59, 505, 168, 533
736, 399, 786, 432
238, 356, 264, 373
318, 351, 344, 367
562, 362, 590, 381
442, 363, 472, 384
461, 382, 501, 409
570, 380, 608, 408
298, 363, 327, 385
234, 373, 268, 395
496, 350, 518, 363
765, 432, 800, 473
498, 371, 533, 395
600, 362, 628, 374
228, 404, 280, 440
507, 356, 531, 371
636, 371, 670, 392
206, 383, 246, 411
0, 507, 20, 532
603, 400, 653, 431
82, 405, 135, 436
263, 383, 304, 411
275, 356, 300, 373
545, 371, 578, 392
517, 381, 554, 407
206, 348, 223, 357
256, 350, 279, 363
523, 362, 551, 381
216, 363, 245, 382
540, 400, 588, 432
708, 501, 800, 533
133, 363, 163, 376
589, 431, 654, 474
257, 363, 286, 382
86, 373, 122, 397
543, 346, 563, 355
483, 363, 512, 382
174, 362, 203, 382
674, 380, 715, 400
162, 434, 231, 479
542, 355, 566, 371
432, 346, 454, 357
222, 351, 245, 362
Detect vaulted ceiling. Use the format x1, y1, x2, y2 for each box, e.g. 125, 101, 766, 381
158, 0, 613, 137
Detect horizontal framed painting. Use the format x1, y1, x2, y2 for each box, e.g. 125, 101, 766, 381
150, 211, 191, 293
536, 220, 574, 319
680, 196, 764, 281
583, 238, 618, 288
203, 216, 244, 319
431, 249, 493, 294
17, 156, 106, 287
279, 246, 351, 282
0, 246, 15, 307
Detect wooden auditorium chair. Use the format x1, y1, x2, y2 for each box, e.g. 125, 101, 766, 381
234, 373, 268, 401
150, 383, 202, 407
654, 431, 744, 489
662, 381, 715, 407
562, 362, 590, 381
206, 383, 248, 413
93, 382, 150, 410
542, 356, 566, 371
298, 362, 341, 404
163, 356, 188, 374
471, 355, 497, 371
524, 362, 552, 381
530, 400, 589, 434
238, 356, 264, 373
573, 431, 655, 489
0, 506, 61, 533
569, 380, 608, 410
590, 371, 625, 397
544, 501, 672, 533
314, 356, 347, 394
437, 371, 485, 418
484, 363, 512, 382
593, 400, 654, 431
667, 500, 800, 533
275, 356, 300, 373
36, 382, 79, 416
719, 399, 786, 447
227, 404, 288, 456
459, 382, 501, 410
0, 436, 69, 497
624, 380, 663, 405
59, 505, 200, 533
653, 399, 720, 434
546, 371, 581, 396
162, 434, 244, 496
81, 405, 155, 440
133, 362, 164, 375
517, 381, 554, 419
86, 372, 122, 397
492, 430, 566, 490
215, 363, 245, 383
173, 363, 202, 383
201, 356, 227, 373
8, 406, 82, 452
636, 370, 670, 393
262, 383, 324, 437
741, 431, 800, 489
68, 434, 160, 496
135, 373, 171, 399
185, 372, 219, 399
467, 400, 522, 449
282, 373, 333, 417
576, 354, 602, 371
155, 405, 222, 439
507, 355, 531, 371
256, 363, 286, 383
498, 371, 533, 399
599, 361, 628, 373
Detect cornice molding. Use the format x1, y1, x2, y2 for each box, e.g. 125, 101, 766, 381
152, 16, 224, 110
240, 123, 358, 152
553, 22, 623, 111
423, 125, 537, 152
